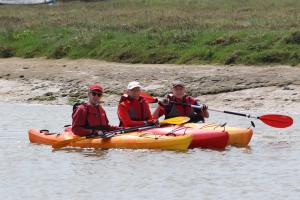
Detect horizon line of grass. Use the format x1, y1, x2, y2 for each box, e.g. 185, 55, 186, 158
1, 27, 300, 65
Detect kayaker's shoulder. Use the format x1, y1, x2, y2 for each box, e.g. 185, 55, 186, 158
73, 102, 88, 111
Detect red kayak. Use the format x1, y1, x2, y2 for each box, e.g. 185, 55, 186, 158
64, 125, 229, 150
143, 125, 229, 149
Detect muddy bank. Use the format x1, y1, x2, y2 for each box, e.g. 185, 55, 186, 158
0, 58, 299, 114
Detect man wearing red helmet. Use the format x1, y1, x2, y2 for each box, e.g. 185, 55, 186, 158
72, 84, 119, 136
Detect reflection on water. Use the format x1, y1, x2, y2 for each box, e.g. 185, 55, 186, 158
52, 147, 109, 158
0, 102, 299, 200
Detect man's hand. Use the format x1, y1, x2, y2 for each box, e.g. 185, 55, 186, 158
158, 99, 170, 106
201, 104, 208, 111
146, 119, 159, 126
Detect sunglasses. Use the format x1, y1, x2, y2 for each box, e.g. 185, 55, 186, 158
90, 91, 102, 97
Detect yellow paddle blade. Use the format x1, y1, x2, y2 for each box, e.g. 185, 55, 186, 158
160, 116, 190, 125
52, 137, 86, 149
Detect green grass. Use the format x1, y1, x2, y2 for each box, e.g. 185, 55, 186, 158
0, 0, 300, 65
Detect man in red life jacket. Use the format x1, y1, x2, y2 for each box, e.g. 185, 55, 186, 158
118, 81, 156, 127
153, 81, 209, 122
72, 84, 119, 136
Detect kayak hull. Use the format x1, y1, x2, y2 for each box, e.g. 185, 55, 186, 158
28, 129, 192, 151
144, 125, 229, 149
183, 123, 253, 147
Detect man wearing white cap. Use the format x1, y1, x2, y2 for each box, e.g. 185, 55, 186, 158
153, 80, 209, 122
118, 81, 156, 127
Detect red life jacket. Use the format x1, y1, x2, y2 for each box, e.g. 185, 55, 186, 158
72, 102, 109, 130
118, 94, 151, 126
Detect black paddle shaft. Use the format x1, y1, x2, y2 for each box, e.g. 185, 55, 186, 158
103, 124, 156, 138
169, 101, 261, 120
223, 110, 259, 119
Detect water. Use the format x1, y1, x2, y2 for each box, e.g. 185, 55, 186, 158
0, 103, 299, 200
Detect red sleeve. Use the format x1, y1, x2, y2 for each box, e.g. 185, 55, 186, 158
190, 97, 197, 105
71, 105, 92, 136
158, 105, 165, 117
118, 103, 146, 127
144, 102, 154, 120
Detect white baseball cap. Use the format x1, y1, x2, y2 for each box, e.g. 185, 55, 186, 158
127, 81, 142, 90
172, 80, 185, 88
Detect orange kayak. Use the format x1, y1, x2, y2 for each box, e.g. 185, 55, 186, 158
28, 129, 192, 151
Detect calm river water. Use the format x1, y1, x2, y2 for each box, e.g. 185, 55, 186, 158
0, 103, 299, 200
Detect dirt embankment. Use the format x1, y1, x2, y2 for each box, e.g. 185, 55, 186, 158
0, 58, 299, 114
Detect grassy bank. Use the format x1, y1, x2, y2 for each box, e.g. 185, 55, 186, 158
0, 0, 300, 65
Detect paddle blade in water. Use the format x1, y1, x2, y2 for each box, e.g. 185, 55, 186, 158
259, 114, 293, 128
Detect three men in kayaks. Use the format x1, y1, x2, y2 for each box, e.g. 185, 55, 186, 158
72, 81, 209, 136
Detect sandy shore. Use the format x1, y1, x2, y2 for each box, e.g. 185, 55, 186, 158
0, 58, 299, 114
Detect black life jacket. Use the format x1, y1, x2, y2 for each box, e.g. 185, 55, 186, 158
163, 94, 205, 123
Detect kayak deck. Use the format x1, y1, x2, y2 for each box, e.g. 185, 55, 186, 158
28, 129, 192, 151
64, 125, 229, 150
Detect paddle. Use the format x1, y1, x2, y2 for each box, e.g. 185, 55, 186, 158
172, 102, 293, 128
140, 91, 158, 103
52, 116, 190, 149
140, 91, 293, 128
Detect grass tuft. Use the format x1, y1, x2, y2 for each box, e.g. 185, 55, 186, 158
0, 45, 14, 58
283, 31, 300, 44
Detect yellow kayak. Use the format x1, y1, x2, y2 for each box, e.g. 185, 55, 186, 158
183, 123, 253, 147
28, 129, 192, 151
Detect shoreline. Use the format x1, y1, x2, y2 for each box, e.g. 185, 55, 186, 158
0, 58, 299, 114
